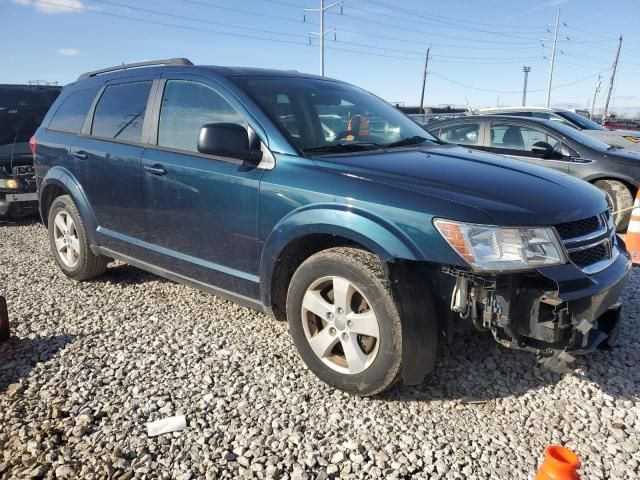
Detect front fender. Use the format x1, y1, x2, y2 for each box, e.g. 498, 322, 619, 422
259, 204, 424, 306
40, 167, 99, 244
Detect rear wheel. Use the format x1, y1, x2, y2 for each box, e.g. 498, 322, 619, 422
47, 195, 108, 281
594, 180, 634, 232
286, 247, 403, 396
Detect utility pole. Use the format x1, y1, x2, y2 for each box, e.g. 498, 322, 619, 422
522, 66, 531, 107
305, 0, 342, 76
419, 47, 430, 121
602, 35, 623, 123
546, 9, 560, 107
590, 75, 602, 120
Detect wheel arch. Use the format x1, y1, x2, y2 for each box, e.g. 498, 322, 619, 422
39, 167, 99, 244
585, 174, 638, 197
260, 205, 425, 321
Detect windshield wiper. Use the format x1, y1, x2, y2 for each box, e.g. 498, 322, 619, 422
383, 136, 432, 148
302, 142, 382, 154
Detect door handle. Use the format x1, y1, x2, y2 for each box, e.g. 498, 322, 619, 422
71, 151, 88, 160
143, 164, 167, 176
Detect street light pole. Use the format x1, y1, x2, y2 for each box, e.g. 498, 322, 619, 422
602, 35, 623, 123
546, 9, 560, 107
590, 75, 602, 120
522, 66, 531, 107
419, 47, 430, 121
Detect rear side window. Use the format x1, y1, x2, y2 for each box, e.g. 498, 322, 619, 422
439, 122, 481, 146
157, 80, 246, 153
48, 87, 99, 134
92, 82, 152, 142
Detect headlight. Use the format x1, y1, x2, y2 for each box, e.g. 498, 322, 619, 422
434, 219, 566, 271
0, 178, 19, 189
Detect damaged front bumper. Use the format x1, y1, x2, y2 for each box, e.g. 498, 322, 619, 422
445, 242, 631, 361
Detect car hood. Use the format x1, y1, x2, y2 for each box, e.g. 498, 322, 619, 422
584, 129, 640, 151
314, 145, 607, 226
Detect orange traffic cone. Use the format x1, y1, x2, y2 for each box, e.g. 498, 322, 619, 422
627, 190, 640, 265
536, 445, 581, 480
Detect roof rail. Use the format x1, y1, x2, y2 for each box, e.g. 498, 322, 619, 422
77, 58, 193, 80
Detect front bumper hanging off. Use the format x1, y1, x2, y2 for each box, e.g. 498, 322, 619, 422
445, 247, 631, 365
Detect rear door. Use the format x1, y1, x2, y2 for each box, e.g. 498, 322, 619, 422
483, 121, 570, 173
73, 78, 156, 251
139, 75, 263, 297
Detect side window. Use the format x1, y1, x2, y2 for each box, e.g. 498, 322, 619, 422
439, 123, 480, 146
490, 123, 561, 152
158, 80, 246, 153
48, 87, 99, 134
91, 82, 152, 142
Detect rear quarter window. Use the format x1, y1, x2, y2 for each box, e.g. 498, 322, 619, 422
48, 87, 99, 134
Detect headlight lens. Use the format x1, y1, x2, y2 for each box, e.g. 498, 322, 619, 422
434, 219, 566, 271
0, 178, 19, 189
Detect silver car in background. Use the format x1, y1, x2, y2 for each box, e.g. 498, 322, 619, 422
479, 106, 640, 152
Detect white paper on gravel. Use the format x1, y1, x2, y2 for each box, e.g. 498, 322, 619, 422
147, 415, 187, 437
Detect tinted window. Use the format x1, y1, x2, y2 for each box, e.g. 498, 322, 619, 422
92, 82, 152, 142
439, 122, 481, 145
490, 123, 560, 151
158, 80, 246, 152
48, 87, 98, 134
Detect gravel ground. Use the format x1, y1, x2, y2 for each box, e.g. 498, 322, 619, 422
1, 218, 639, 480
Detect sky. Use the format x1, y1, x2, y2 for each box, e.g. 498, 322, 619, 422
2, 0, 640, 115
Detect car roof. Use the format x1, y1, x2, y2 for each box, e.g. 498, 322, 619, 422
479, 106, 572, 114
425, 114, 566, 129
72, 62, 335, 87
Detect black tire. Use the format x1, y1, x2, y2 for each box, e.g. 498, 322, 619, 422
594, 180, 634, 232
286, 247, 404, 396
47, 195, 108, 281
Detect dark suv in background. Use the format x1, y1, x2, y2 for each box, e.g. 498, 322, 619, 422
32, 59, 630, 395
0, 84, 61, 217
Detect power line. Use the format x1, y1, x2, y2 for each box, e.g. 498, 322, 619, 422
181, 0, 310, 25
330, 2, 545, 42
28, 0, 309, 45
90, 0, 308, 40
430, 69, 609, 94
328, 10, 544, 45
353, 0, 548, 32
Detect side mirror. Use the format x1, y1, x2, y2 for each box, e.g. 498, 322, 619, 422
197, 123, 263, 164
531, 141, 556, 159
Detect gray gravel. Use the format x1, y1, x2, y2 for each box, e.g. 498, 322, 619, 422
1, 218, 639, 479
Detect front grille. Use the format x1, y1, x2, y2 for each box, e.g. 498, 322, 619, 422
554, 211, 615, 273
12, 165, 34, 176
555, 215, 601, 240
569, 244, 608, 268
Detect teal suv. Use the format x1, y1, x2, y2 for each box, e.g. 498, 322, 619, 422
32, 59, 630, 395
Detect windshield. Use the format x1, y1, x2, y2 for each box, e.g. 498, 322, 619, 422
232, 77, 438, 154
551, 120, 613, 151
557, 111, 606, 131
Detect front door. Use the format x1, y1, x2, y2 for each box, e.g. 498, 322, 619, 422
140, 77, 263, 298
483, 121, 569, 173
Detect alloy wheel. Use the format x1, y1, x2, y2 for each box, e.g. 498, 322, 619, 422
300, 276, 380, 375
53, 210, 80, 268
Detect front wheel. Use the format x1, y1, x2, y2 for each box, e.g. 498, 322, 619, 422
47, 195, 108, 281
286, 247, 403, 396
